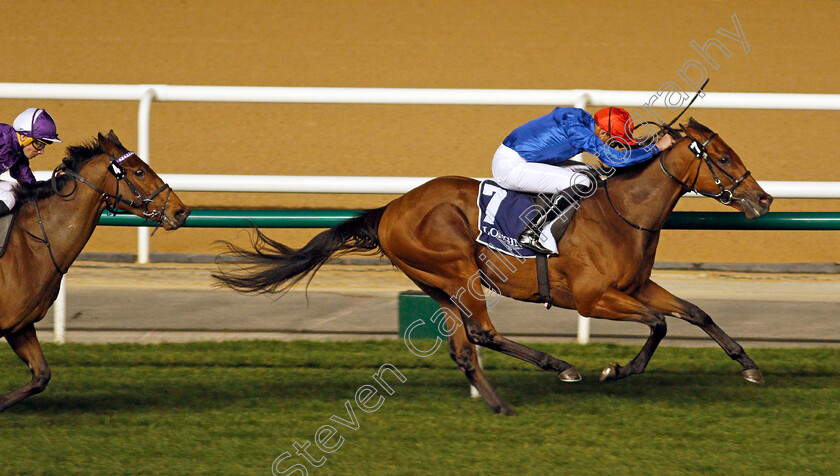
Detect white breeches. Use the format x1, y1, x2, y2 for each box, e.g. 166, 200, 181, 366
491, 144, 593, 195
0, 181, 17, 210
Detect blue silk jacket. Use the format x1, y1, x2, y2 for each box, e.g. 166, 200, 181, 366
502, 107, 658, 167
0, 124, 36, 185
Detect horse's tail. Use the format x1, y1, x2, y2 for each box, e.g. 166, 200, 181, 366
213, 206, 387, 295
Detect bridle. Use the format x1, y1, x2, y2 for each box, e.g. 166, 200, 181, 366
59, 151, 173, 221
602, 79, 751, 233
659, 128, 751, 206
604, 127, 752, 233
18, 150, 172, 274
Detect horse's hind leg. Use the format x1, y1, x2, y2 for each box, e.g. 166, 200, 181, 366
634, 280, 763, 383
382, 202, 578, 412
0, 324, 51, 411
448, 327, 516, 413
402, 272, 514, 414
445, 306, 515, 414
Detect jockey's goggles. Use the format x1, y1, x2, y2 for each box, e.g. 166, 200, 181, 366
18, 134, 49, 150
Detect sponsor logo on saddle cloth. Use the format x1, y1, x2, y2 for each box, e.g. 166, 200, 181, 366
476, 180, 562, 258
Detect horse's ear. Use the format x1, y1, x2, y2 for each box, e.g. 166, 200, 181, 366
98, 132, 119, 155
107, 130, 125, 148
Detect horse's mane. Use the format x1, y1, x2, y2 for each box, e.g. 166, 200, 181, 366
12, 140, 104, 206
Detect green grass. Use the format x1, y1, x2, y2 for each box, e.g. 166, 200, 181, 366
0, 340, 837, 475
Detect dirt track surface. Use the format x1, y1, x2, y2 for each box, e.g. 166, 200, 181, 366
3, 1, 839, 263
33, 262, 840, 347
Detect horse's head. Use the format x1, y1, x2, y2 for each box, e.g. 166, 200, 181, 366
667, 118, 772, 219
95, 131, 190, 230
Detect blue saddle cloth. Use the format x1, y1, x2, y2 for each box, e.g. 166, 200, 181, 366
476, 180, 541, 259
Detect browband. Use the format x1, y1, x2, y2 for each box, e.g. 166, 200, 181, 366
115, 151, 135, 163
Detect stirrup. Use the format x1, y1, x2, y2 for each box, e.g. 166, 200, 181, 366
519, 230, 557, 256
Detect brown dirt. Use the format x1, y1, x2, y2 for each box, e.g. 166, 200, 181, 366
3, 1, 839, 263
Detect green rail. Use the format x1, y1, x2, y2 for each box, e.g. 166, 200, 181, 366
98, 209, 840, 230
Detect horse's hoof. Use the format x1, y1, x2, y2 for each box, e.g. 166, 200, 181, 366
742, 369, 764, 384
599, 362, 621, 382
558, 367, 582, 382
493, 403, 515, 416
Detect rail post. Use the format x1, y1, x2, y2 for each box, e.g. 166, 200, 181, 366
573, 93, 592, 344
136, 87, 156, 263
53, 275, 67, 344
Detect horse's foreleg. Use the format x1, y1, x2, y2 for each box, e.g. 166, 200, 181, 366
0, 324, 51, 411
634, 280, 763, 384
577, 288, 668, 381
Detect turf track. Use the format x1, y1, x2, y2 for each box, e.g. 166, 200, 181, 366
0, 340, 837, 475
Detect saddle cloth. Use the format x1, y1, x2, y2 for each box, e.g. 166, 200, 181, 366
476, 180, 564, 258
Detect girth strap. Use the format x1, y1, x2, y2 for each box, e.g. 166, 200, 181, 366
535, 253, 553, 309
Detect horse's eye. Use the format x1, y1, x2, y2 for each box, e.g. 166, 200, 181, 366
720, 155, 730, 164
134, 169, 145, 177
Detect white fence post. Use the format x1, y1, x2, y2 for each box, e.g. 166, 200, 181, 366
573, 93, 592, 345
577, 313, 591, 345
53, 275, 67, 344
136, 88, 155, 264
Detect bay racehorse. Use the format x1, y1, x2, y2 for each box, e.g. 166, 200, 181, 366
0, 131, 190, 411
215, 118, 772, 414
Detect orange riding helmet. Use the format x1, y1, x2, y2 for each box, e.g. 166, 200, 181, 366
593, 107, 638, 146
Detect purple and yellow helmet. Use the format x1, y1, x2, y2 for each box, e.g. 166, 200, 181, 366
13, 108, 61, 143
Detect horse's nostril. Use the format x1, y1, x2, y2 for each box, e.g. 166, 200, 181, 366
759, 194, 773, 208
174, 208, 189, 223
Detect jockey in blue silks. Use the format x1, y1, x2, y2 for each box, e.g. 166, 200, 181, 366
0, 108, 61, 216
492, 106, 675, 255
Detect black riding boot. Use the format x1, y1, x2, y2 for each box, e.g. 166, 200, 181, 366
518, 189, 579, 255
0, 202, 10, 217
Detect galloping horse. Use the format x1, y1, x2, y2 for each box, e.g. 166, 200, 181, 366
215, 118, 772, 414
0, 131, 190, 411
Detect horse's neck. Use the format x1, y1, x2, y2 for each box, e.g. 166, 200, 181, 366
604, 154, 687, 232
24, 170, 109, 270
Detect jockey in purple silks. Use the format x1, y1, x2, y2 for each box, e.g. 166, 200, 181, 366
0, 108, 61, 216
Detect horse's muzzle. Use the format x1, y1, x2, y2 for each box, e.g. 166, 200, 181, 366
736, 192, 773, 219
163, 206, 191, 230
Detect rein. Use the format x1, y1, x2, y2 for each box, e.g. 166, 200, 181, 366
603, 178, 660, 233
17, 150, 173, 274
17, 201, 66, 274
